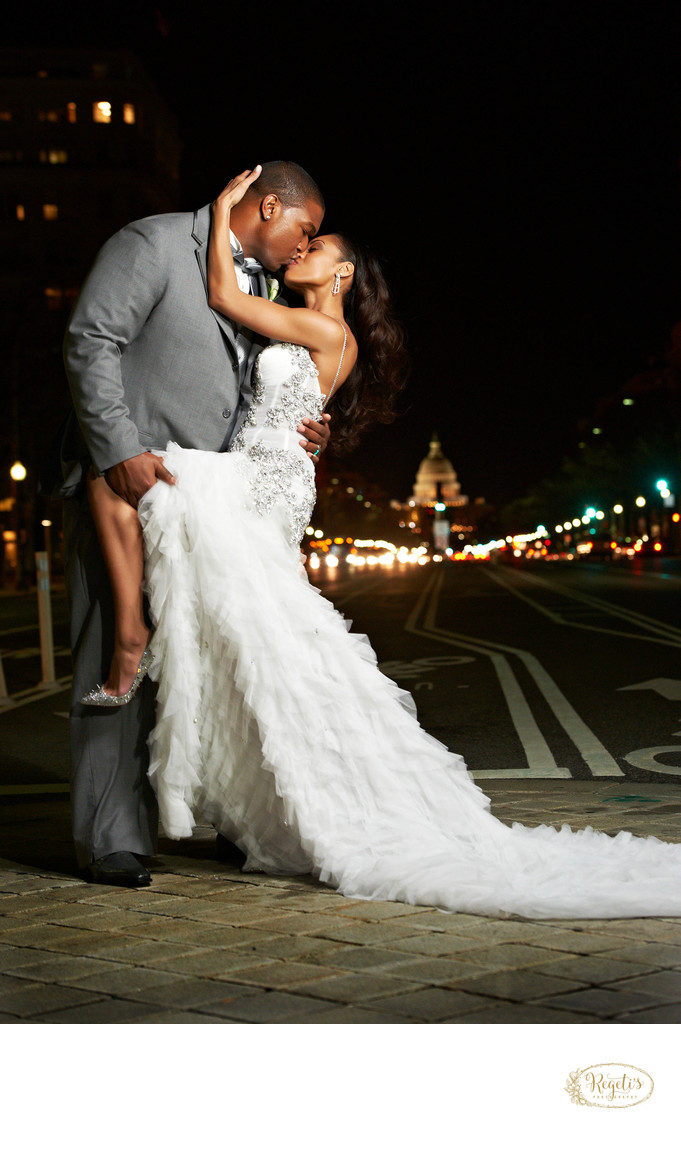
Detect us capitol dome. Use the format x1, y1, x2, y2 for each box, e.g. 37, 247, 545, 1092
412, 432, 468, 506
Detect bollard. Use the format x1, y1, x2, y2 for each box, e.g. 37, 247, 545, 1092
35, 551, 57, 689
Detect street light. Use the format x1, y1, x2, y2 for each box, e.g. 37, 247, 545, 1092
41, 519, 53, 574
8, 460, 27, 588
654, 479, 675, 551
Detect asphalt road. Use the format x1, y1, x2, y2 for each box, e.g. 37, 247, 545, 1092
3, 561, 681, 1034
1, 556, 681, 791
309, 556, 681, 786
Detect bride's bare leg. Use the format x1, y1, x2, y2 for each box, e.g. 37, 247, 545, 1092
87, 470, 151, 696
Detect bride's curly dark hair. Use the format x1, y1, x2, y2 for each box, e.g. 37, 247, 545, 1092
328, 235, 409, 454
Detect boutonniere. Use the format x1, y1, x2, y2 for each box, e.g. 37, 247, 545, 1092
266, 276, 281, 302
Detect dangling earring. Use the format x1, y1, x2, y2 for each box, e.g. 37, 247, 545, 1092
332, 272, 341, 296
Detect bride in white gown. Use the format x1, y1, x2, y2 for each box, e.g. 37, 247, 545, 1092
138, 169, 681, 920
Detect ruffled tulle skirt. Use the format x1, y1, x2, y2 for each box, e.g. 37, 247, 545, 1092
139, 443, 681, 919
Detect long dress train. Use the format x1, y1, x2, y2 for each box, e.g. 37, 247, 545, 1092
138, 342, 681, 919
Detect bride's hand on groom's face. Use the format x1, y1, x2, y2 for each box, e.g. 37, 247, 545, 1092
212, 166, 262, 214
298, 412, 331, 463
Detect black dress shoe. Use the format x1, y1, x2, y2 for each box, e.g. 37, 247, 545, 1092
215, 833, 247, 867
84, 851, 151, 888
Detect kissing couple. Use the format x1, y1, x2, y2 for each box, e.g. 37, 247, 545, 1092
63, 160, 681, 919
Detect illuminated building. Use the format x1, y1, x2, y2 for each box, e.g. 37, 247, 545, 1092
0, 48, 181, 576
412, 432, 469, 507
0, 47, 181, 314
392, 432, 493, 550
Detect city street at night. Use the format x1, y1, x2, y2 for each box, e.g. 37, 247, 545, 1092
313, 555, 681, 787
1, 557, 681, 1025
4, 6, 681, 1141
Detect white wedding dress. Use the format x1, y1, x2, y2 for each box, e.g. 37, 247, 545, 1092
139, 342, 681, 919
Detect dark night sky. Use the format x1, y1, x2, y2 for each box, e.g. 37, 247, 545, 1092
7, 0, 681, 506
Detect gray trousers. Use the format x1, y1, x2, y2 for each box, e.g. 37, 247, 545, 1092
63, 491, 158, 868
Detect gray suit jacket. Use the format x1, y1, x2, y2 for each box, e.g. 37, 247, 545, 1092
61, 204, 269, 493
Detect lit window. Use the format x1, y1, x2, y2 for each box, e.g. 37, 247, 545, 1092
38, 109, 60, 122
123, 103, 135, 125
67, 102, 77, 123
43, 204, 58, 221
0, 111, 11, 121
16, 204, 25, 221
39, 149, 68, 164
93, 101, 112, 124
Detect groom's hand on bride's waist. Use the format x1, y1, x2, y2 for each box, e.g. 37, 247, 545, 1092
106, 452, 176, 508
298, 412, 331, 463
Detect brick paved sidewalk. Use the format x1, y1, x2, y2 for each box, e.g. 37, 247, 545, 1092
1, 779, 681, 1024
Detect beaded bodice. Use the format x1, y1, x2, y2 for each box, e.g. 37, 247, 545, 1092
229, 343, 324, 547
230, 343, 324, 452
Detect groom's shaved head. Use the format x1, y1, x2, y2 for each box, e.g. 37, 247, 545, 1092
232, 160, 325, 270
245, 161, 324, 213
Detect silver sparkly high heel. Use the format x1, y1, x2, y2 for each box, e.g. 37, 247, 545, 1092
80, 647, 154, 707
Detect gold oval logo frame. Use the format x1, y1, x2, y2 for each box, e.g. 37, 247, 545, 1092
565, 1063, 654, 1108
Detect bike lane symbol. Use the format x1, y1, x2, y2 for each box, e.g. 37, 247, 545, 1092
619, 678, 681, 777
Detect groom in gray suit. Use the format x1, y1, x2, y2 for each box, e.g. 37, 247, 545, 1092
62, 161, 327, 887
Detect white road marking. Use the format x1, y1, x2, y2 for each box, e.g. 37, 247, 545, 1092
0, 678, 71, 711
407, 569, 623, 778
624, 746, 681, 777
426, 571, 622, 775
487, 569, 681, 777
485, 566, 681, 647
619, 678, 681, 701
378, 655, 474, 680
1, 645, 70, 661
405, 571, 570, 778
